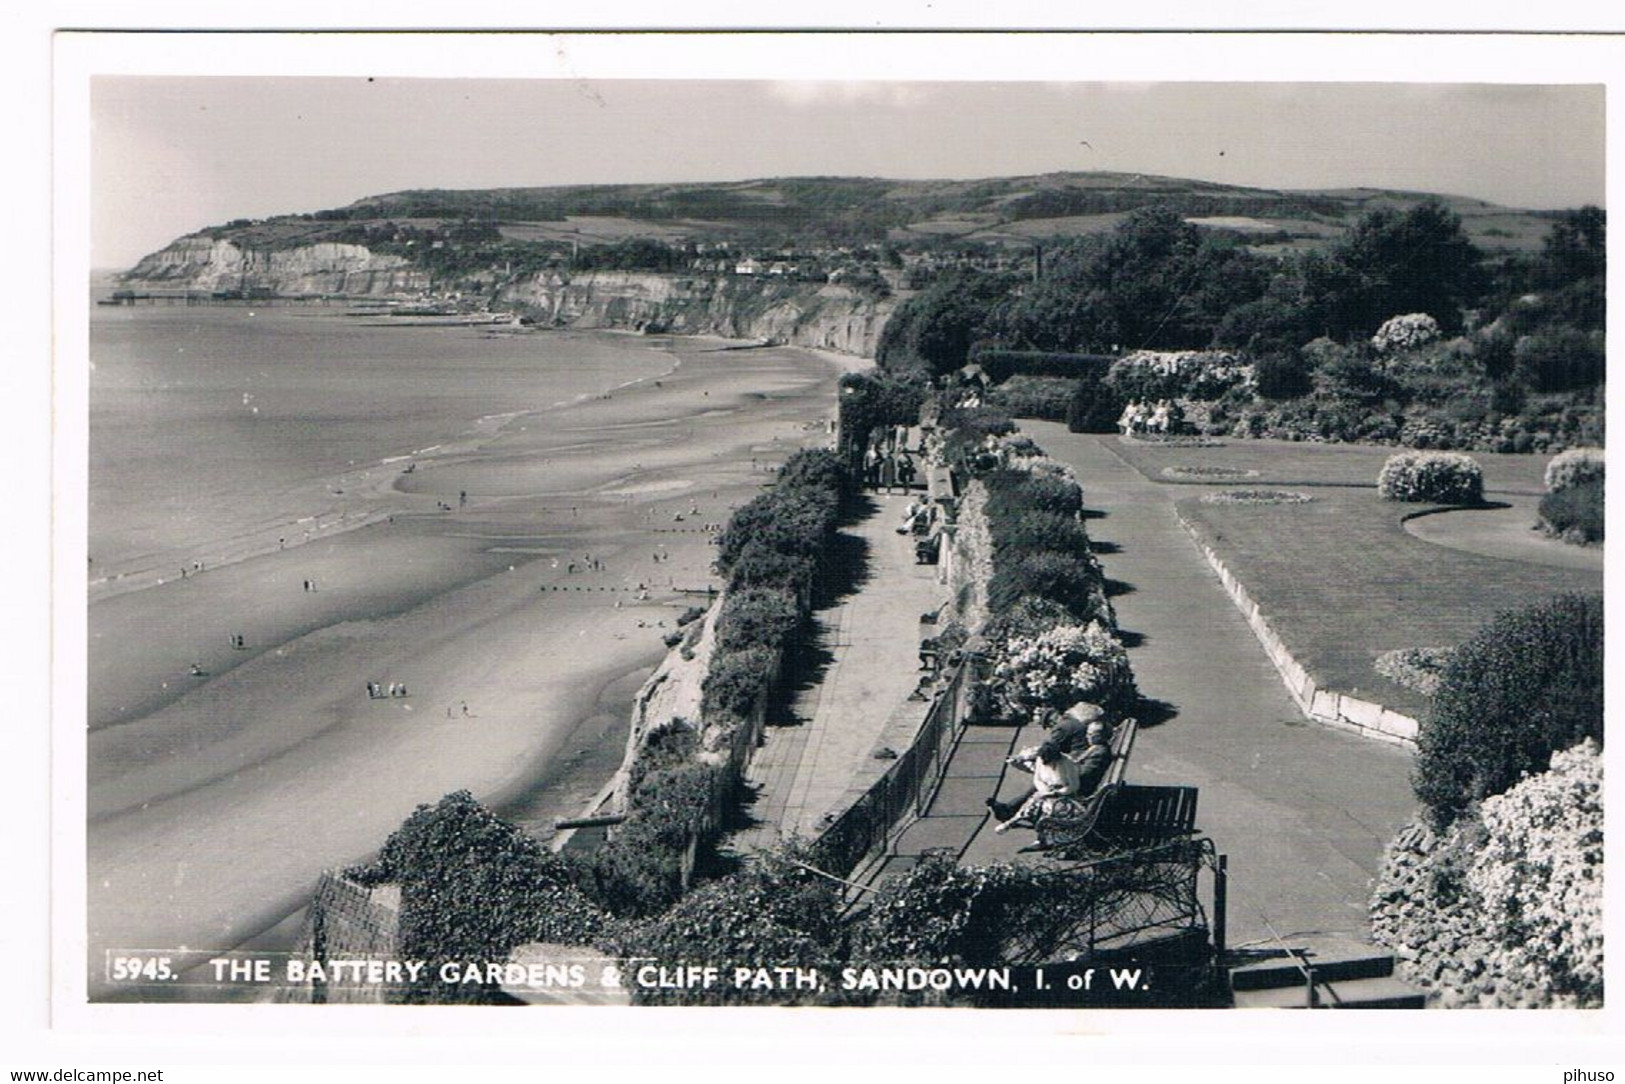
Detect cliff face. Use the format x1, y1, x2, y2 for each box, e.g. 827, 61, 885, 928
122, 237, 430, 297
121, 239, 894, 357
499, 271, 893, 358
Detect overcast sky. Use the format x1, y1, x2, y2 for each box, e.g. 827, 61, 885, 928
90, 78, 1605, 268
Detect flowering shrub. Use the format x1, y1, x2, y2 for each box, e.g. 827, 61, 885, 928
1372, 742, 1603, 1007
1544, 446, 1604, 493
1467, 741, 1603, 1005
988, 620, 1134, 717
1109, 350, 1254, 401
1373, 646, 1453, 697
1372, 312, 1441, 354
1377, 451, 1484, 504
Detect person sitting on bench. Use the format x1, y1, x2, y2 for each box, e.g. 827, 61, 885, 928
987, 716, 1113, 828
989, 739, 1079, 833
1044, 701, 1107, 758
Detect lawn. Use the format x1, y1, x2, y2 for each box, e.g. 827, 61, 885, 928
1176, 484, 1601, 720
1109, 434, 1552, 495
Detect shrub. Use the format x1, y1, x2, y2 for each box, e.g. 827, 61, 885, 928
1467, 741, 1603, 1005
626, 719, 699, 794
986, 619, 1135, 716
1414, 593, 1603, 828
983, 375, 1077, 421
613, 845, 844, 1005
965, 348, 1113, 384
1538, 478, 1603, 543
1377, 451, 1484, 504
1514, 326, 1606, 392
700, 644, 779, 722
715, 587, 802, 655
1544, 446, 1605, 492
726, 542, 816, 596
990, 510, 1094, 565
983, 468, 1084, 519
1065, 375, 1124, 433
1372, 312, 1441, 354
578, 761, 722, 919
987, 551, 1107, 622
361, 791, 612, 1002
1252, 352, 1314, 400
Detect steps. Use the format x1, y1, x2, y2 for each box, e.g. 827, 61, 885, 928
1228, 936, 1426, 1009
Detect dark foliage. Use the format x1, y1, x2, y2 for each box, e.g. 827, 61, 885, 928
359, 791, 611, 1003
613, 846, 844, 1005
1414, 594, 1604, 828
1539, 479, 1604, 543
1252, 351, 1315, 400
987, 551, 1106, 619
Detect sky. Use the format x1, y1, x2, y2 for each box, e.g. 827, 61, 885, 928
90, 77, 1605, 270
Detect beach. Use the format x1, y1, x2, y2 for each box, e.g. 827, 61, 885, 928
86, 324, 868, 999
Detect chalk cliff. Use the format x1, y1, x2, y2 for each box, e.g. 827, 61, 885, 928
121, 237, 894, 358
498, 271, 893, 358
121, 237, 431, 297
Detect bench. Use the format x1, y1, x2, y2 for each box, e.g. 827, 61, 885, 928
1017, 718, 1199, 855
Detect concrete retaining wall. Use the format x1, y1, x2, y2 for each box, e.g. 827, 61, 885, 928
281, 870, 403, 1003
1177, 512, 1419, 748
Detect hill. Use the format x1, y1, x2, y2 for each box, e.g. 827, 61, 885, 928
154, 171, 1566, 263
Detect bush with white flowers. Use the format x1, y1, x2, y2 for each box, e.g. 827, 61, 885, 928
1377, 451, 1484, 504
1544, 446, 1604, 493
1372, 312, 1441, 354
989, 620, 1132, 716
1467, 740, 1603, 1006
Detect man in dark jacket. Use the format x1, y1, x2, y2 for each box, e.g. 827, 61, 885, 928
986, 710, 1113, 823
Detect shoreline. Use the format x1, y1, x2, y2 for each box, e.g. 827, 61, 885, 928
85, 329, 862, 999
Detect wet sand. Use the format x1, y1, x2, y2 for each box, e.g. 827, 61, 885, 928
85, 333, 869, 999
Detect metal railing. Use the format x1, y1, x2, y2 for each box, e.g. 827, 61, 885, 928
807, 659, 972, 879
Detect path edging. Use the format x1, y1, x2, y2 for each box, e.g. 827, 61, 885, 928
1176, 511, 1419, 749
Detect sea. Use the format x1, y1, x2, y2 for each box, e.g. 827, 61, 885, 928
88, 301, 673, 586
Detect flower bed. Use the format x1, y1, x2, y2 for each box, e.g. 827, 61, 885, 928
1160, 465, 1259, 481
1199, 489, 1313, 505
1373, 647, 1453, 698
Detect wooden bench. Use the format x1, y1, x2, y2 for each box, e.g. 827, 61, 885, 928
1019, 718, 1199, 855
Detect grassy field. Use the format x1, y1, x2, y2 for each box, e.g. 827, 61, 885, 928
1174, 480, 1600, 721
1109, 435, 1552, 495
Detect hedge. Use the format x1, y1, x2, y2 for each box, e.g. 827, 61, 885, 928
1377, 451, 1485, 504
1413, 593, 1603, 828
715, 587, 803, 655
965, 348, 1114, 384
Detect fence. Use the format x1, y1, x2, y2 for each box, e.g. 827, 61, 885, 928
807, 656, 974, 879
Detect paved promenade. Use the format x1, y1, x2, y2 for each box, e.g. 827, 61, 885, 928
733, 493, 946, 850
870, 428, 1418, 948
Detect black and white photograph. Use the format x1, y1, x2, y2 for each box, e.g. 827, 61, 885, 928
22, 20, 1624, 1078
